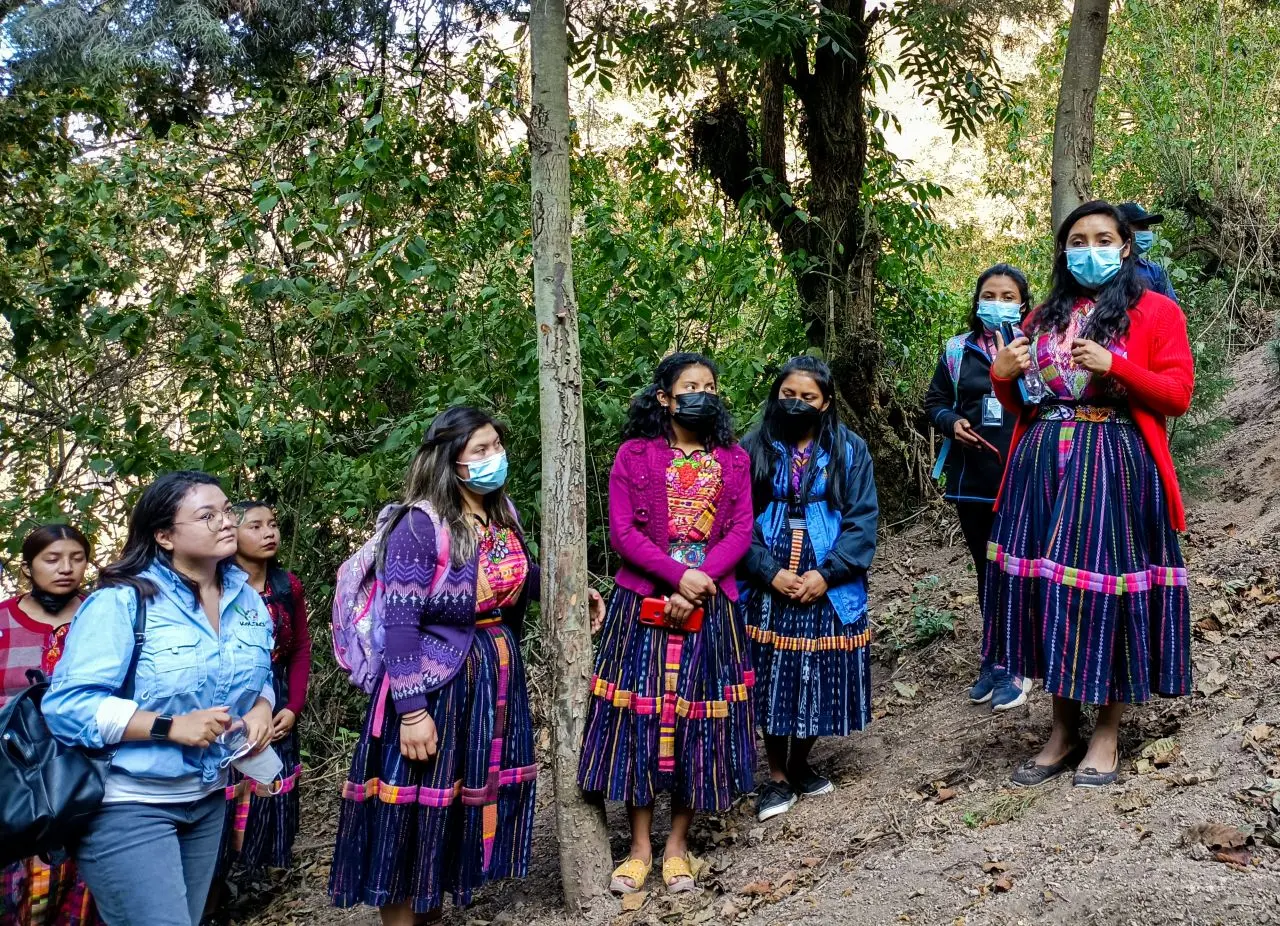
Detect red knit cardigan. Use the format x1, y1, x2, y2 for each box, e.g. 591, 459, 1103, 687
991, 290, 1195, 530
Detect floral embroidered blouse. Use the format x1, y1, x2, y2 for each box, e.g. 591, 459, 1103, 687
474, 520, 530, 612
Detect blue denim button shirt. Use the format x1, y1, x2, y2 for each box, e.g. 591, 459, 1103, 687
45, 559, 275, 786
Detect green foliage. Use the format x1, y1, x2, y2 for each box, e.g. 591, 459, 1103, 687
0, 50, 802, 598
984, 0, 1280, 467
875, 575, 957, 656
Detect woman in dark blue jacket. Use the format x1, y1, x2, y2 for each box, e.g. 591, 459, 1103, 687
741, 357, 879, 823
923, 264, 1034, 712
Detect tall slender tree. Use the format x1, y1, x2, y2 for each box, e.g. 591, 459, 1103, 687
527, 0, 612, 910
1050, 0, 1111, 232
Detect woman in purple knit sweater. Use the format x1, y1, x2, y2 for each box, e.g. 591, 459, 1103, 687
578, 353, 757, 895
329, 406, 602, 925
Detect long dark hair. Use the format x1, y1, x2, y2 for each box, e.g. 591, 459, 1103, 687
21, 524, 92, 571
232, 500, 293, 604
743, 356, 849, 511
99, 471, 230, 604
403, 405, 517, 567
968, 263, 1034, 336
620, 352, 736, 449
1035, 200, 1146, 346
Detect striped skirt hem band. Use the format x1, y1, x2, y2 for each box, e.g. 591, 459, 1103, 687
339, 765, 538, 807
589, 671, 755, 719
746, 624, 871, 652
224, 763, 304, 801
987, 542, 1188, 595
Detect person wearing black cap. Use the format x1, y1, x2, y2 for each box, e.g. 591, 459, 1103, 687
1117, 202, 1177, 301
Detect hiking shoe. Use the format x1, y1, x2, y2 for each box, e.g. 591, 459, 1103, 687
789, 764, 835, 798
756, 781, 797, 821
968, 665, 996, 704
991, 669, 1032, 712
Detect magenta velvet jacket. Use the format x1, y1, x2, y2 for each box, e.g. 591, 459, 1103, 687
608, 436, 754, 602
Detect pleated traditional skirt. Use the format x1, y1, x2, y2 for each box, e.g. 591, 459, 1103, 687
328, 618, 536, 914
746, 523, 872, 738
982, 407, 1191, 704
577, 587, 756, 812
1, 857, 97, 926
218, 668, 302, 875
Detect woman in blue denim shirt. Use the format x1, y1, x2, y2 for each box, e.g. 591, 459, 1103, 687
44, 472, 276, 926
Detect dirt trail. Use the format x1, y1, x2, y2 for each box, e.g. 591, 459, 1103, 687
240, 346, 1280, 926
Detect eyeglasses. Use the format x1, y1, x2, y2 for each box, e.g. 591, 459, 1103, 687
174, 508, 238, 533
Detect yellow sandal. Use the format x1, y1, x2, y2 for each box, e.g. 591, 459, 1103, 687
609, 856, 652, 894
662, 855, 698, 893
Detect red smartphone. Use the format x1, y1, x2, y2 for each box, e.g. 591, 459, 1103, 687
638, 596, 705, 633
971, 433, 1003, 461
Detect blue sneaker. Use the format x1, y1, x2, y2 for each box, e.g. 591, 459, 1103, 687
968, 665, 996, 704
991, 669, 1032, 712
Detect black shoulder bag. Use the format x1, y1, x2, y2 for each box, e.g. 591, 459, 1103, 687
0, 590, 147, 866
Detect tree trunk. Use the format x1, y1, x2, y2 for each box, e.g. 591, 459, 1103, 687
527, 0, 612, 912
1051, 0, 1111, 233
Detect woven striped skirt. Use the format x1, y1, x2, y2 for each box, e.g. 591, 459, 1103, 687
217, 667, 302, 875
982, 408, 1191, 704
328, 618, 536, 914
1, 857, 97, 926
577, 587, 756, 812
746, 521, 872, 738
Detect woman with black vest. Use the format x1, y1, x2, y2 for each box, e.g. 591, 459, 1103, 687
924, 264, 1033, 712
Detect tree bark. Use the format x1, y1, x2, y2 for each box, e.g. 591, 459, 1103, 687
527, 0, 612, 912
1050, 0, 1111, 234
688, 0, 923, 513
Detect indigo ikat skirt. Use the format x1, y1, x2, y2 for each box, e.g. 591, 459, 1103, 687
329, 618, 535, 914
982, 406, 1191, 705
577, 588, 756, 812
218, 668, 302, 876
746, 524, 872, 738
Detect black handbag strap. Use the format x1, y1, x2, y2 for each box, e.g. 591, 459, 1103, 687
119, 588, 148, 701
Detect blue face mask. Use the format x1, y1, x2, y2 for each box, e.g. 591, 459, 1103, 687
459, 451, 508, 495
1066, 246, 1124, 289
976, 299, 1023, 330
1133, 230, 1156, 254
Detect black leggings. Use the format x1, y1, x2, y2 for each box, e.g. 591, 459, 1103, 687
955, 502, 997, 610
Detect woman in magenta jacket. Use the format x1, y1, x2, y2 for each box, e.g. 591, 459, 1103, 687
578, 352, 756, 896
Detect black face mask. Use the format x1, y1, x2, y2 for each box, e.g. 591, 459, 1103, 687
672, 392, 722, 432
30, 587, 79, 615
777, 399, 822, 438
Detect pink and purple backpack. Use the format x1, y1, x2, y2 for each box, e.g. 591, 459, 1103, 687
330, 502, 450, 694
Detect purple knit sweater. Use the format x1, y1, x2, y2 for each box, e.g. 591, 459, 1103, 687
381, 508, 537, 713
609, 437, 754, 601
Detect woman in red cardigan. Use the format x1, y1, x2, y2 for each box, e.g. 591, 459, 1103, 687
987, 200, 1194, 789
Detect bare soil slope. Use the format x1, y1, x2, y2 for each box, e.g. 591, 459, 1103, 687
241, 346, 1280, 926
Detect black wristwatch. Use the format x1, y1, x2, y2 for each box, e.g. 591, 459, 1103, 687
150, 715, 174, 742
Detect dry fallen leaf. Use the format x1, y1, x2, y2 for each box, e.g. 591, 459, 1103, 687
893, 680, 920, 699
1140, 737, 1181, 767
800, 857, 822, 868
720, 900, 740, 919
936, 787, 957, 804
1264, 650, 1280, 664
740, 880, 772, 897
1200, 630, 1225, 645
620, 890, 648, 912
992, 875, 1015, 893
1213, 846, 1252, 867
981, 861, 1009, 873
1183, 822, 1250, 850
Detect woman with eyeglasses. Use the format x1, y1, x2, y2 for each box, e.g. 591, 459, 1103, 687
45, 472, 277, 925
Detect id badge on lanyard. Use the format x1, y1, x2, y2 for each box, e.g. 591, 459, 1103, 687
981, 394, 1004, 428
